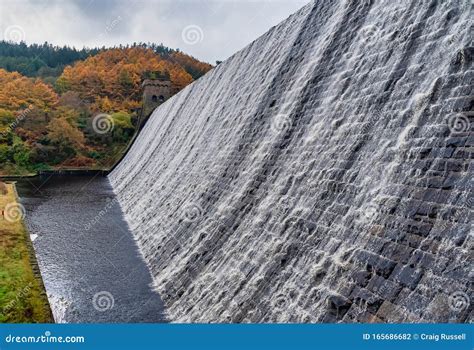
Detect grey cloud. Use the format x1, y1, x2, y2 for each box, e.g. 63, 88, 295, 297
0, 0, 310, 63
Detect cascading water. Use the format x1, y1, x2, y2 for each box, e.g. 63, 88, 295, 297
110, 0, 473, 323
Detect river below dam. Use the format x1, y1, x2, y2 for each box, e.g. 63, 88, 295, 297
15, 175, 166, 323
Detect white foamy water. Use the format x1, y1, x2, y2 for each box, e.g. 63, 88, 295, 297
110, 0, 472, 322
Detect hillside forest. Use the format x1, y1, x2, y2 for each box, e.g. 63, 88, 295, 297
0, 41, 213, 175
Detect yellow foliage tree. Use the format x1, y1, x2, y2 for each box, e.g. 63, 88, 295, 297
0, 69, 58, 111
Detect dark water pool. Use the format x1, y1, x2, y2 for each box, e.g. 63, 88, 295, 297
15, 175, 166, 323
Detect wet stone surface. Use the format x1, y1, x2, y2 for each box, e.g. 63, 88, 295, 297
111, 0, 472, 323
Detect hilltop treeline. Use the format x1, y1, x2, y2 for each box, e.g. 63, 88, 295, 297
0, 41, 211, 80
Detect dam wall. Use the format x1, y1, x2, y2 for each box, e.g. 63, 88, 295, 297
110, 0, 473, 322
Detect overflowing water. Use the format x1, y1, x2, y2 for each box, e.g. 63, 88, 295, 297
110, 0, 472, 322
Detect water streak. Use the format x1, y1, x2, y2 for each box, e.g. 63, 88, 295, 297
111, 0, 472, 322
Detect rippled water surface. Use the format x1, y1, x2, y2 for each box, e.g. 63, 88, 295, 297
16, 175, 166, 323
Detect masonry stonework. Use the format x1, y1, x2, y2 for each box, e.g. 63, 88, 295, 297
142, 78, 172, 118
111, 0, 473, 323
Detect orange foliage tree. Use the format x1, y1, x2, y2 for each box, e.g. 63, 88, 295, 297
0, 69, 58, 111
58, 47, 199, 112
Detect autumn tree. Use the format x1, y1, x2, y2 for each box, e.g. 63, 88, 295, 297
58, 47, 197, 112
47, 117, 85, 149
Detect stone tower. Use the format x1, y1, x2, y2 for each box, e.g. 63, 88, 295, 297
141, 72, 172, 118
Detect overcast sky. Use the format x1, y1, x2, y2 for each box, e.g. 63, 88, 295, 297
0, 0, 310, 64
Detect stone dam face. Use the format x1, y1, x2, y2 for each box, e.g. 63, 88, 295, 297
110, 0, 473, 323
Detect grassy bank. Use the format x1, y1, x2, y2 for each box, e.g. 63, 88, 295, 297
0, 183, 53, 323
